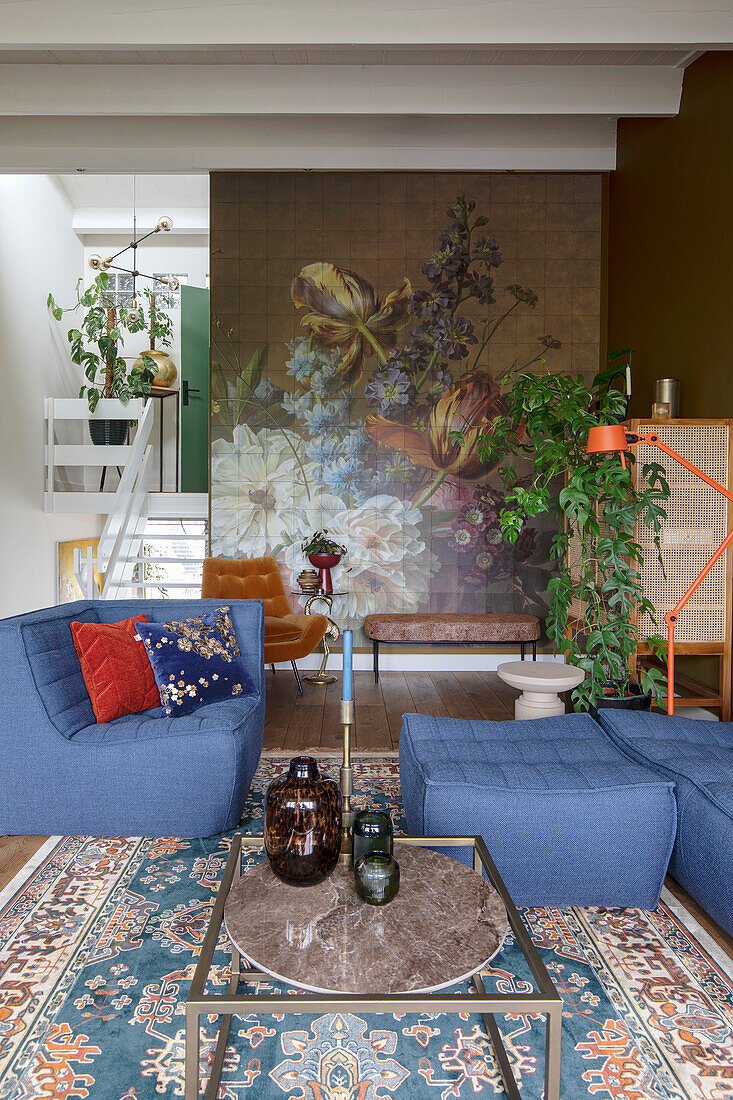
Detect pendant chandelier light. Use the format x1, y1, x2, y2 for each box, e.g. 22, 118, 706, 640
87, 176, 179, 323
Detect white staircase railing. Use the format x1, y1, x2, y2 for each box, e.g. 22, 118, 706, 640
96, 398, 154, 567
47, 395, 207, 600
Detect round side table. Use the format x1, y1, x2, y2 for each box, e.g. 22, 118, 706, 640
497, 661, 585, 719
291, 590, 346, 685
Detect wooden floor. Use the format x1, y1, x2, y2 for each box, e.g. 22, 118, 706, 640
264, 669, 514, 750
2, 672, 732, 963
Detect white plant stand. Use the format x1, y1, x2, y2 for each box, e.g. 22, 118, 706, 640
497, 661, 586, 719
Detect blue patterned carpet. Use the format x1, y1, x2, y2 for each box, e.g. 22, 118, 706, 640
1, 755, 732, 1099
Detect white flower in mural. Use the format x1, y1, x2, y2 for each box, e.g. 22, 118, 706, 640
210, 423, 316, 557
285, 492, 439, 621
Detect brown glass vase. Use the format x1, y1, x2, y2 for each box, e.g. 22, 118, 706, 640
264, 757, 342, 886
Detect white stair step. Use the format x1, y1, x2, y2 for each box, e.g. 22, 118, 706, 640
47, 444, 133, 466
148, 492, 208, 518
47, 397, 145, 419
115, 580, 203, 589
46, 491, 118, 513
141, 533, 207, 541
132, 557, 205, 565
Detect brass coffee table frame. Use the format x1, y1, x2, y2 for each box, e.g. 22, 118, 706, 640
185, 834, 562, 1100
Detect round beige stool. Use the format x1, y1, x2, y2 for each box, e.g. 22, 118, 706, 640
497, 661, 586, 719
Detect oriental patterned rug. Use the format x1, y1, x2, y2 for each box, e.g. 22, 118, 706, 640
1, 755, 732, 1099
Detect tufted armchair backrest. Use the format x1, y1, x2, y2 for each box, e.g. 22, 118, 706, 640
201, 556, 292, 618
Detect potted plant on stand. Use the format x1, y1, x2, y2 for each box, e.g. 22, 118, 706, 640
301, 530, 347, 595
461, 365, 671, 712
48, 273, 163, 443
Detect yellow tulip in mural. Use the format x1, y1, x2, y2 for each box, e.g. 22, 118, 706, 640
366, 369, 505, 485
291, 262, 411, 383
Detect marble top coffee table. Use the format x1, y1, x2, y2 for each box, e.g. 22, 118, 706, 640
224, 844, 508, 995
185, 834, 563, 1100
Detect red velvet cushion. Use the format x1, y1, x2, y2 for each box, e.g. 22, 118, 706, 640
70, 614, 161, 724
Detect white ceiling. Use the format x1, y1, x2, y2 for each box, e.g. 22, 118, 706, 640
55, 173, 208, 209
0, 1, 728, 174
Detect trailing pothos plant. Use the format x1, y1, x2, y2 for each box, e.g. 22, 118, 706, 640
48, 273, 162, 412
461, 365, 671, 711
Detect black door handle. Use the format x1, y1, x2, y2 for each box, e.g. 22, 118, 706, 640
182, 379, 201, 406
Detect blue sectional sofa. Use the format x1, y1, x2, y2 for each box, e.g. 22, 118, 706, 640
597, 708, 733, 938
399, 712, 678, 909
0, 598, 265, 838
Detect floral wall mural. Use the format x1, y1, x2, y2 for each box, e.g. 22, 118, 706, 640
210, 172, 604, 643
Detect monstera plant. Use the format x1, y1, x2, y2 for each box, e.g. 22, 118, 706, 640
48, 273, 162, 444
461, 365, 671, 711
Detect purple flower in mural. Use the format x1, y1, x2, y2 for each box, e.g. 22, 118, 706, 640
431, 314, 478, 360
365, 363, 413, 415
462, 503, 486, 528
474, 548, 500, 572
463, 271, 495, 306
423, 364, 454, 400
450, 518, 479, 553
473, 236, 503, 268
409, 282, 456, 318
422, 243, 470, 283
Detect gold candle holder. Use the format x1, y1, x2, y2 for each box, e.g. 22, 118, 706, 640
339, 697, 355, 863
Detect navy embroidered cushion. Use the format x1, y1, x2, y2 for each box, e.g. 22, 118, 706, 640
136, 605, 256, 716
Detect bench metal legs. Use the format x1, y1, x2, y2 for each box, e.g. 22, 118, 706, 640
372, 637, 536, 679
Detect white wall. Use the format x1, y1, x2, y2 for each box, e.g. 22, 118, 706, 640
0, 175, 103, 617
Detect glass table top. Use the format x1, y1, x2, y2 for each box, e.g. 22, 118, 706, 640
291, 590, 347, 597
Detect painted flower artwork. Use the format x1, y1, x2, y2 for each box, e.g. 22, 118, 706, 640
211, 194, 561, 639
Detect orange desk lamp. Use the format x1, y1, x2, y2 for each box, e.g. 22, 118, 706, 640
586, 423, 733, 715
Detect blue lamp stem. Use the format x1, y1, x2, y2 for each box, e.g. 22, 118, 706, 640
342, 629, 353, 701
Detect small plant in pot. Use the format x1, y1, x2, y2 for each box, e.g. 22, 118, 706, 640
456, 364, 671, 712
301, 530, 347, 596
48, 273, 164, 444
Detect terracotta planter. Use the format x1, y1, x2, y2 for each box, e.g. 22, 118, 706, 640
264, 757, 342, 886
308, 552, 341, 595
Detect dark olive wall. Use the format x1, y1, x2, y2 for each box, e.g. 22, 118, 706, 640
608, 52, 733, 418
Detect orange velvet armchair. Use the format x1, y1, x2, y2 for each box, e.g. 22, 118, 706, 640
201, 556, 329, 694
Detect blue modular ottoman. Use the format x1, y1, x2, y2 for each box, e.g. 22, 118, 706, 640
399, 712, 677, 908
596, 708, 733, 938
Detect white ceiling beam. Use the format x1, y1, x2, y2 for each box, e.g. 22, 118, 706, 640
0, 63, 683, 117
71, 207, 209, 236
0, 114, 617, 172
0, 1, 731, 47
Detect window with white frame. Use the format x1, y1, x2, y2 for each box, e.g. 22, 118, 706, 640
152, 273, 189, 310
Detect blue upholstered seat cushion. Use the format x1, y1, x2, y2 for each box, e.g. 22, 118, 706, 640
21, 604, 99, 737
595, 708, 733, 936
595, 708, 733, 805
399, 712, 677, 907
136, 605, 256, 716
68, 693, 261, 744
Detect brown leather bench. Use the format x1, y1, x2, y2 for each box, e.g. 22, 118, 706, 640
363, 613, 540, 682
